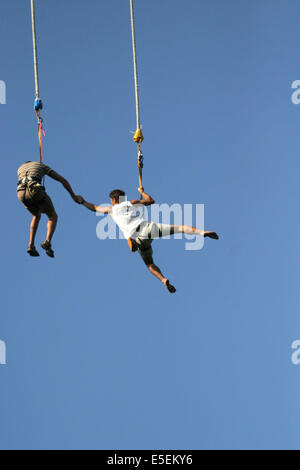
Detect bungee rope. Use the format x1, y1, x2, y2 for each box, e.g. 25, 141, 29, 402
30, 0, 45, 164
129, 0, 144, 195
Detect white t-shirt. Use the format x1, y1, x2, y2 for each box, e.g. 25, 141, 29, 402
111, 201, 146, 239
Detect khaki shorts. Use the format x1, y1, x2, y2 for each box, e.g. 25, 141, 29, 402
133, 221, 177, 265
17, 183, 55, 217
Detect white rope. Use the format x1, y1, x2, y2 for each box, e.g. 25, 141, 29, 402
30, 0, 40, 99
130, 0, 140, 131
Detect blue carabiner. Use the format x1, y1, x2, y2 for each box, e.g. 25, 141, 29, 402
34, 98, 43, 112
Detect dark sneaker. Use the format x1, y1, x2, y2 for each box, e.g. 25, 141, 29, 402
27, 246, 40, 257
41, 240, 55, 258
204, 231, 219, 240
165, 280, 176, 294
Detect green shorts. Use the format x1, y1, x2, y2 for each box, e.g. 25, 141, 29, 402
133, 221, 174, 264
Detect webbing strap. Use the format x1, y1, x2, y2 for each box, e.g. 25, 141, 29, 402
37, 119, 45, 163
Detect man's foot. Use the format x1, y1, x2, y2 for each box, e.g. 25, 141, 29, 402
204, 231, 219, 240
27, 246, 40, 257
164, 279, 176, 294
41, 240, 55, 258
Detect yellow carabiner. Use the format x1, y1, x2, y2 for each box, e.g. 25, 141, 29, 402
133, 128, 144, 143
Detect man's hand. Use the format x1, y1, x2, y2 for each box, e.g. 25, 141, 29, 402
73, 195, 85, 204
131, 187, 154, 206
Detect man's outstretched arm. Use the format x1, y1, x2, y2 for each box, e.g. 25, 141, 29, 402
130, 187, 155, 206
48, 170, 83, 204
82, 201, 112, 214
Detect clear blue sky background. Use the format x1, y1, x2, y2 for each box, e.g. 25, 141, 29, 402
1, 0, 300, 450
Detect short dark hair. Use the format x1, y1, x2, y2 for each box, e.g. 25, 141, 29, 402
109, 189, 125, 203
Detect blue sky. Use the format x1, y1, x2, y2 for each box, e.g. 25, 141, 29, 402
1, 0, 300, 450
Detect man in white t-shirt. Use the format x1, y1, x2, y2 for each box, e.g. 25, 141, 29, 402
81, 187, 219, 294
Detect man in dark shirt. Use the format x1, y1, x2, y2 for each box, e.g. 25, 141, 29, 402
17, 161, 83, 257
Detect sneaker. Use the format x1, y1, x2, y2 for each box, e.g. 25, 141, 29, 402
27, 246, 40, 257
40, 240, 55, 258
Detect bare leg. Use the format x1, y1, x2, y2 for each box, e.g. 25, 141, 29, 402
148, 263, 176, 294
40, 210, 58, 258
148, 263, 166, 283
170, 225, 218, 239
45, 211, 58, 243
29, 214, 41, 248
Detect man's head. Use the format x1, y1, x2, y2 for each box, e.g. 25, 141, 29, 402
109, 189, 126, 205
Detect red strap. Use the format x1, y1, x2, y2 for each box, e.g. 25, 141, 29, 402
38, 120, 45, 163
